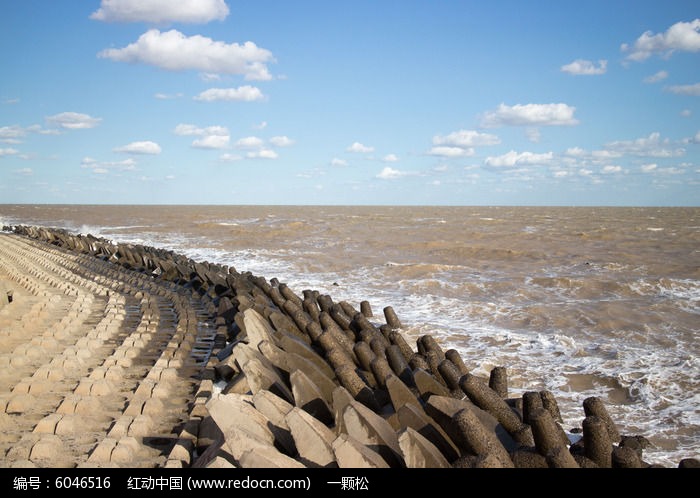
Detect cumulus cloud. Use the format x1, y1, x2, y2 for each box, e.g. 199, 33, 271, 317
230, 136, 282, 159
560, 59, 607, 75
234, 136, 264, 149
0, 147, 19, 157
428, 146, 474, 157
81, 156, 137, 172
1, 124, 59, 141
622, 19, 700, 61
383, 154, 399, 162
154, 92, 183, 99
664, 82, 700, 96
219, 153, 242, 162
269, 136, 295, 147
604, 132, 685, 157
347, 142, 374, 153
433, 129, 500, 147
644, 70, 669, 83
641, 163, 658, 173
174, 123, 229, 149
376, 167, 409, 179
601, 165, 623, 174
194, 86, 265, 102
193, 135, 229, 149
246, 149, 278, 159
330, 158, 348, 167
480, 103, 578, 127
98, 29, 274, 81
0, 126, 27, 144
90, 0, 229, 24
683, 131, 700, 144
484, 151, 554, 168
174, 124, 228, 136
114, 140, 161, 154
46, 112, 101, 129
565, 147, 586, 157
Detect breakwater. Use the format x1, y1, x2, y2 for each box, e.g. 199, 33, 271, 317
1, 224, 697, 468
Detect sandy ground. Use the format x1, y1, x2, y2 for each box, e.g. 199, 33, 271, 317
0, 233, 215, 468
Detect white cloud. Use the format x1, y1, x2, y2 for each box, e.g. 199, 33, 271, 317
253, 121, 268, 130
220, 153, 242, 162
641, 163, 658, 173
561, 59, 607, 75
234, 136, 264, 149
0, 125, 26, 142
114, 140, 161, 154
604, 132, 685, 157
432, 129, 500, 147
90, 0, 229, 24
481, 103, 578, 127
681, 109, 692, 117
331, 158, 348, 167
428, 146, 473, 157
644, 70, 669, 83
81, 157, 137, 171
485, 151, 554, 168
46, 112, 101, 129
193, 135, 230, 149
591, 150, 623, 159
622, 19, 700, 61
428, 128, 498, 159
14, 168, 33, 176
383, 154, 399, 162
174, 124, 229, 149
247, 149, 278, 159
376, 167, 408, 179
269, 136, 295, 147
174, 124, 228, 136
194, 86, 265, 102
656, 167, 685, 175
565, 147, 586, 157
98, 29, 274, 81
602, 165, 623, 174
665, 82, 700, 96
154, 92, 183, 99
0, 147, 19, 157
347, 142, 374, 153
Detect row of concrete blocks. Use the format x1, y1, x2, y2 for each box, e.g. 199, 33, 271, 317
7, 227, 688, 468
161, 300, 656, 468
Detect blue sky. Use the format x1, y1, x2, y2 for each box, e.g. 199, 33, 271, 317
1, 1, 699, 206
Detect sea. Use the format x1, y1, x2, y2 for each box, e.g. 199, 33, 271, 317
1, 204, 698, 467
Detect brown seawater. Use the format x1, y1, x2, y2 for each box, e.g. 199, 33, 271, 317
2, 204, 698, 466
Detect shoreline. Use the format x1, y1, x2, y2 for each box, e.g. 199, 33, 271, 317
1, 225, 697, 469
